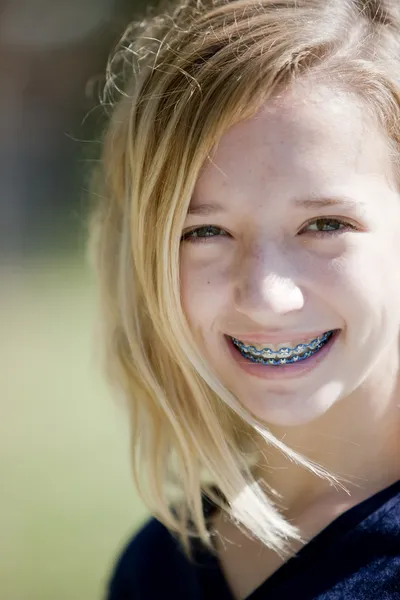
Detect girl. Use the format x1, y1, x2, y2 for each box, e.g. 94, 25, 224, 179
89, 0, 400, 598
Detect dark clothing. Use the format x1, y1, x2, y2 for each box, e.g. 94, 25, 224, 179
107, 480, 400, 599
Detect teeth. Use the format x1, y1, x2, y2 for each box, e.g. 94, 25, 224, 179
231, 331, 333, 365
232, 332, 332, 361
243, 338, 318, 352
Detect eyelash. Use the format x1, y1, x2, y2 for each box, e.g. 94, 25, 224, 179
180, 218, 358, 244
181, 225, 229, 244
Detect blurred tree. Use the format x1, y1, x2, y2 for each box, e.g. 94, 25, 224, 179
0, 0, 148, 259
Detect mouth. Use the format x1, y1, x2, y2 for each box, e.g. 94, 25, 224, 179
230, 330, 335, 365
225, 329, 340, 380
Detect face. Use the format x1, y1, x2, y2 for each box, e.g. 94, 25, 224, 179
179, 83, 400, 427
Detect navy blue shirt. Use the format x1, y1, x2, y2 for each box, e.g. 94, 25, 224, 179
107, 480, 400, 599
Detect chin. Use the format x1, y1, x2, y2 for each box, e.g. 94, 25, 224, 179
241, 382, 345, 428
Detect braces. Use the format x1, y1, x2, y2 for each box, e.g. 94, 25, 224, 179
232, 331, 333, 366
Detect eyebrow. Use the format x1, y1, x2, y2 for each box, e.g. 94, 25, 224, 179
187, 203, 226, 215
294, 197, 362, 211
187, 196, 362, 215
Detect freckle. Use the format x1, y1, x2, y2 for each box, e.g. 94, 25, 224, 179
207, 280, 210, 284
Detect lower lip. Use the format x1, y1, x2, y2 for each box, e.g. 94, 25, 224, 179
225, 330, 340, 381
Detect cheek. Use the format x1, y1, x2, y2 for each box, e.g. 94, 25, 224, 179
321, 236, 400, 330
179, 252, 231, 328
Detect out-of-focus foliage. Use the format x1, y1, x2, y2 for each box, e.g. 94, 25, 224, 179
1, 1, 151, 598
0, 0, 147, 260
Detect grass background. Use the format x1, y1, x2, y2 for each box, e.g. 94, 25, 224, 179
1, 253, 148, 600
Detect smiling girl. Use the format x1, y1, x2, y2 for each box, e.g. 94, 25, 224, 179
89, 0, 400, 598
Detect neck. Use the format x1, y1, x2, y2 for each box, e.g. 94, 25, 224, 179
254, 358, 400, 520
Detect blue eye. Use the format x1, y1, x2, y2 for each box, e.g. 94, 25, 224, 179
181, 225, 229, 243
302, 218, 357, 235
307, 219, 344, 232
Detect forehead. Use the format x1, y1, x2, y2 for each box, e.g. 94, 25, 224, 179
193, 83, 394, 201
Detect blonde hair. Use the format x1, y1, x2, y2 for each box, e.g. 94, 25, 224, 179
88, 0, 400, 558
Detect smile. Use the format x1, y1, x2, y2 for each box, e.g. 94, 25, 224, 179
231, 331, 334, 366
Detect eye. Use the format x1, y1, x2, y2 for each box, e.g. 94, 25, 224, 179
180, 225, 230, 243
301, 217, 357, 235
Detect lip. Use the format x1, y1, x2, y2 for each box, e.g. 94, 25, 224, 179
227, 331, 331, 345
224, 329, 340, 381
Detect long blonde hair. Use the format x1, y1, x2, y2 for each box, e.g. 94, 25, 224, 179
88, 0, 400, 557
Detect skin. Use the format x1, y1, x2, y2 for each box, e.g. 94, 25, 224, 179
179, 82, 400, 598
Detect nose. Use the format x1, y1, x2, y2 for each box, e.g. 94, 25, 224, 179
233, 244, 304, 322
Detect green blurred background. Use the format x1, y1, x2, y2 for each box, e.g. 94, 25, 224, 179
1, 1, 151, 598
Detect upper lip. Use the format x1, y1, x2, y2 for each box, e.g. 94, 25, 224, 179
226, 330, 334, 343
